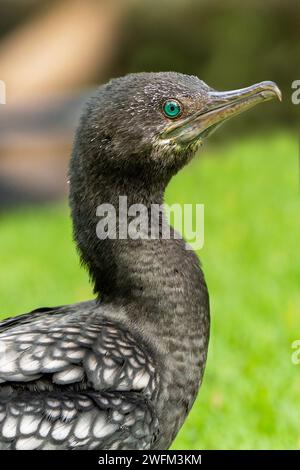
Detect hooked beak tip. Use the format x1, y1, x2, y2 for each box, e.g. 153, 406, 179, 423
258, 81, 282, 102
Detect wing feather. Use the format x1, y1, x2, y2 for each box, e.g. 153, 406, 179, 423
0, 303, 159, 449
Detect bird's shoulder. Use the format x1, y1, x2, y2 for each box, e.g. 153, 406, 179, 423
0, 302, 160, 449
0, 301, 158, 396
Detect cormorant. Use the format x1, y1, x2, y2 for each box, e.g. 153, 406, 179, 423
0, 72, 281, 450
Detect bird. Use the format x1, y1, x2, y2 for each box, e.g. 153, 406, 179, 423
0, 72, 281, 450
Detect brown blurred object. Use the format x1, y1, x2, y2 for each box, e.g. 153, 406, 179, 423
0, 0, 125, 103
0, 0, 132, 207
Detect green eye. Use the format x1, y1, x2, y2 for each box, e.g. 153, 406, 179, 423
162, 100, 182, 119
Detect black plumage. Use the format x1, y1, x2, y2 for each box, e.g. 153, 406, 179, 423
0, 72, 280, 449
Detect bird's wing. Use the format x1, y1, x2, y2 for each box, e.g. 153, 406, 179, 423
0, 305, 159, 450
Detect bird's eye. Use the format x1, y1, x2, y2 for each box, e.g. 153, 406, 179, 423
162, 100, 182, 119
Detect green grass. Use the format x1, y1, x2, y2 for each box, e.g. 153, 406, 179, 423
0, 131, 299, 449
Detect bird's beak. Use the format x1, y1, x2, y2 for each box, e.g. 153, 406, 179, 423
161, 81, 282, 144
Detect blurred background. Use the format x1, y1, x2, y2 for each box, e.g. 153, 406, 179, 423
0, 0, 299, 449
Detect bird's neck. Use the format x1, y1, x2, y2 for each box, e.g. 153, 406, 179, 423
70, 167, 206, 313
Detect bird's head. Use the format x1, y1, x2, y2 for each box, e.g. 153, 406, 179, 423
77, 72, 281, 184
